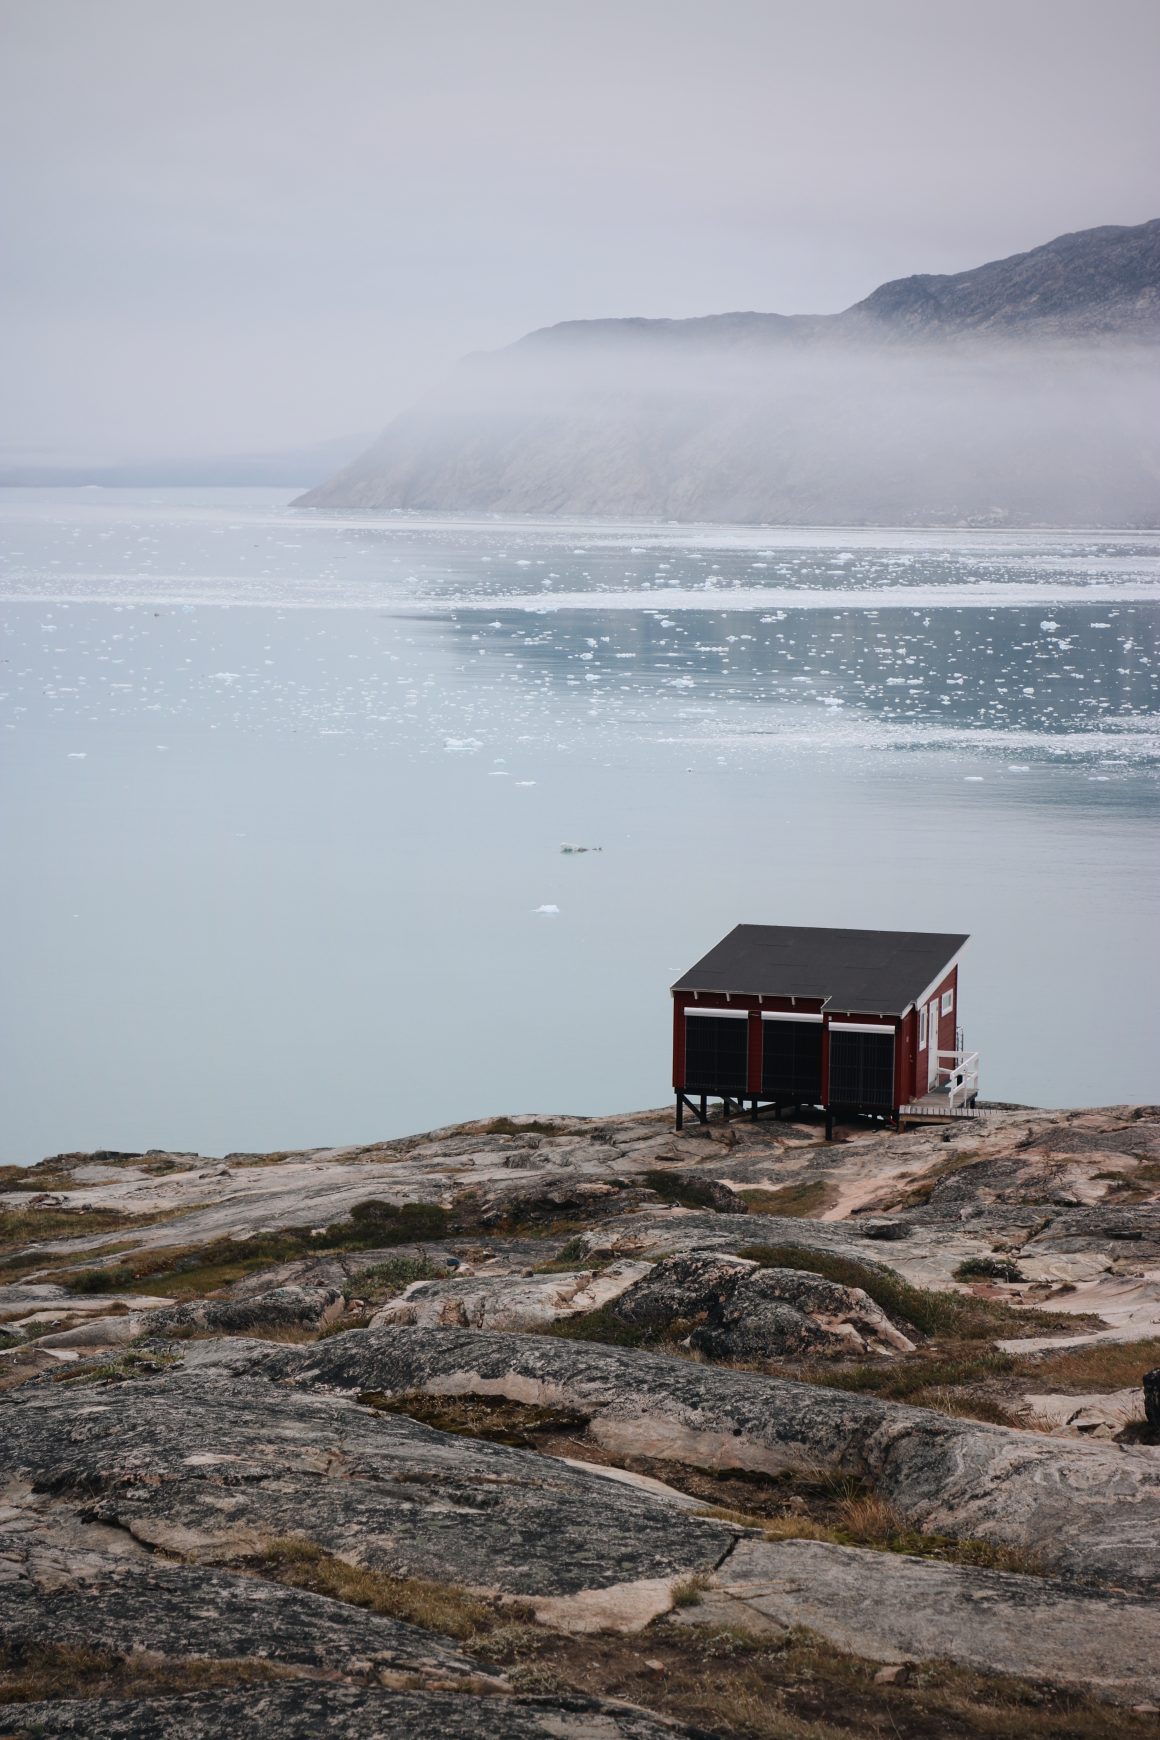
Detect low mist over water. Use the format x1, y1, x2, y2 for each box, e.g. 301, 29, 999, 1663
307, 332, 1160, 528
1, 488, 1156, 1162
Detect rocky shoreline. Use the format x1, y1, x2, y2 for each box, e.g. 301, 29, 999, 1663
2, 1103, 1158, 1736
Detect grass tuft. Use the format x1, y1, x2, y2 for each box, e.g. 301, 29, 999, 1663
246, 1536, 511, 1640
698, 1489, 1042, 1574
0, 1642, 291, 1706
543, 1303, 654, 1348
483, 1117, 563, 1138
61, 1200, 452, 1299
740, 1180, 839, 1217
0, 1205, 137, 1252
670, 1573, 709, 1608
358, 1389, 592, 1447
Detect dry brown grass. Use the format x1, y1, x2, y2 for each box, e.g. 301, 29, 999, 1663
670, 1572, 711, 1608
475, 1618, 1154, 1740
790, 1346, 1023, 1424
0, 1640, 292, 1706
359, 1388, 592, 1448
236, 1531, 1149, 1737
5, 1584, 1142, 1737
246, 1536, 511, 1640
138, 1529, 1147, 1740
696, 1490, 1042, 1576
0, 1166, 88, 1192
1018, 1337, 1160, 1393
0, 1205, 138, 1252
740, 1179, 840, 1217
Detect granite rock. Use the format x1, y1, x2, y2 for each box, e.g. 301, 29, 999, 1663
7, 1687, 698, 1738
139, 1286, 346, 1339
242, 1325, 1160, 1595
610, 1253, 915, 1359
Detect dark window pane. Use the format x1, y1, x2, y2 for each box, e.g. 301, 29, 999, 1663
761, 1021, 822, 1100
828, 1031, 895, 1109
684, 1015, 749, 1092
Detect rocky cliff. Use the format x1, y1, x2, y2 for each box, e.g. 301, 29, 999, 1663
2, 1102, 1159, 1735
298, 220, 1160, 527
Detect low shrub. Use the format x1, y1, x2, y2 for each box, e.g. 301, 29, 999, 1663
641, 1170, 731, 1211
737, 1244, 1091, 1340
353, 1254, 445, 1299
954, 1256, 1027, 1283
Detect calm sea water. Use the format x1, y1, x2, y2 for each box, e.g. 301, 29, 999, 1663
2, 488, 1157, 1163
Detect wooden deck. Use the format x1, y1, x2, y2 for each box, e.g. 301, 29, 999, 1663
899, 1086, 986, 1122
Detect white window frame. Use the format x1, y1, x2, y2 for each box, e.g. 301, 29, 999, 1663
684, 1007, 749, 1020
918, 1005, 927, 1050
941, 989, 954, 1016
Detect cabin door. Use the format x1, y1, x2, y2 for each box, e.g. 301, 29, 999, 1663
927, 998, 941, 1090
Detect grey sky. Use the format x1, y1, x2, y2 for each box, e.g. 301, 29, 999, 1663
2, 0, 1157, 461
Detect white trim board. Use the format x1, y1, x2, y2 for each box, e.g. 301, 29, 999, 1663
684, 1007, 749, 1020
761, 1011, 823, 1023
829, 1021, 897, 1035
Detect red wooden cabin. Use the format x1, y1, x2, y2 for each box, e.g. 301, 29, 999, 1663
671, 924, 978, 1134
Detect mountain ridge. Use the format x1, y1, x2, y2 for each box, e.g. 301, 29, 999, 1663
299, 220, 1160, 525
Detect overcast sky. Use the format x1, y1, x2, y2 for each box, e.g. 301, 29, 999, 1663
2, 0, 1157, 461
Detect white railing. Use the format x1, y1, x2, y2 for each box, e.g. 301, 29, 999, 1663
936, 1049, 979, 1108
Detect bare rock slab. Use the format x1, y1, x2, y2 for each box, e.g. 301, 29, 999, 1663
5, 1686, 698, 1738
248, 1326, 1160, 1596
0, 1557, 496, 1689
0, 1368, 738, 1625
714, 1538, 1160, 1707
371, 1261, 650, 1332
140, 1285, 345, 1339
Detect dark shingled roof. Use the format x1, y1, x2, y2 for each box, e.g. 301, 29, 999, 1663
672, 925, 968, 1017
